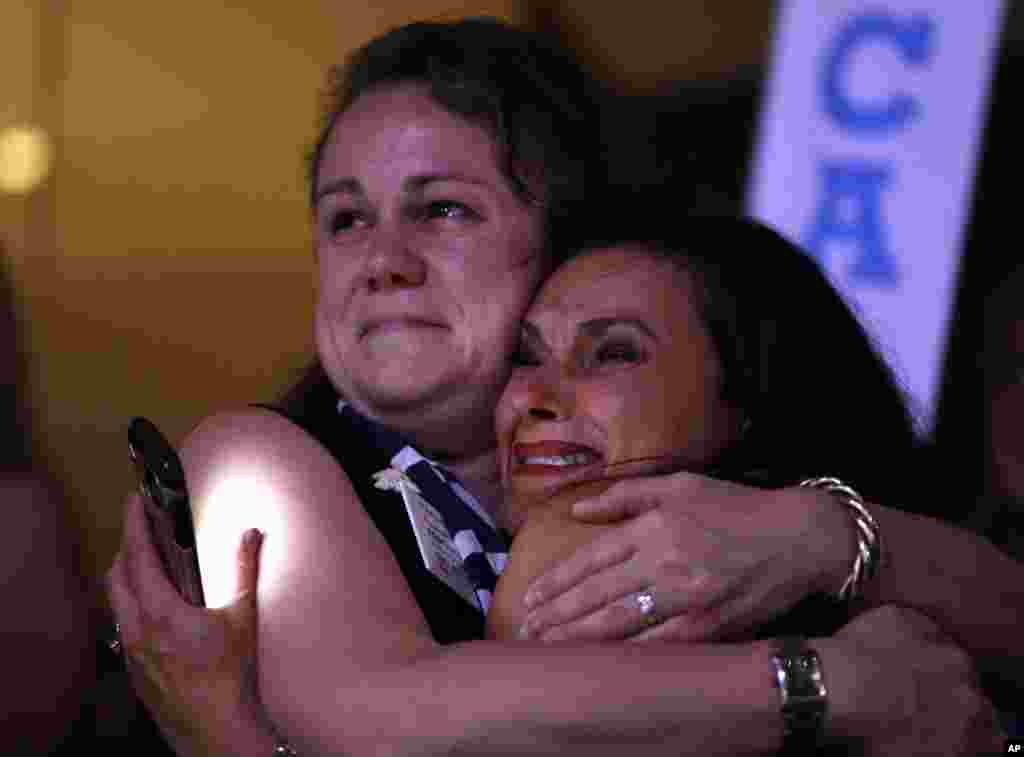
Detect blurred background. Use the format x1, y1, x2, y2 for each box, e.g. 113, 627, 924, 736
2, 0, 1021, 606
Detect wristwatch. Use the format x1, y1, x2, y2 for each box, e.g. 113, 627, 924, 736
771, 636, 828, 753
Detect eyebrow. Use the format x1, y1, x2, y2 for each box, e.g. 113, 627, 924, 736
313, 177, 361, 205
522, 317, 659, 344
313, 173, 491, 206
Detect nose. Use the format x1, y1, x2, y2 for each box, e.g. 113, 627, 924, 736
360, 227, 427, 293
518, 369, 575, 423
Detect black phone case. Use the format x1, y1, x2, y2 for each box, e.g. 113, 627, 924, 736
128, 417, 205, 607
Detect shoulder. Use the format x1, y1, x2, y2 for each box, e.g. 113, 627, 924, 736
180, 407, 354, 506
182, 406, 326, 465
178, 411, 441, 728
179, 407, 365, 607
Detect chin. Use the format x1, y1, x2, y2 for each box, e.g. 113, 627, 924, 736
354, 371, 457, 410
331, 335, 457, 396
364, 356, 498, 415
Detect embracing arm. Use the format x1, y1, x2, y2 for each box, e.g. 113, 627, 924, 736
516, 474, 1023, 691
183, 409, 789, 756
780, 484, 1024, 678
858, 500, 1024, 685
109, 410, 1000, 757
311, 641, 785, 756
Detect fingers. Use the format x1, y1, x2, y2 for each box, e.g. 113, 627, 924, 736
523, 539, 635, 609
570, 474, 698, 523
107, 493, 159, 652
571, 488, 659, 523
570, 469, 716, 523
521, 572, 649, 640
532, 591, 730, 644
221, 529, 264, 645
624, 604, 728, 643
522, 565, 736, 643
105, 552, 142, 647
123, 491, 186, 615
236, 529, 264, 600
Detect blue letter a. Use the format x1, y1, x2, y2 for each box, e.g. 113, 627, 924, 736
804, 160, 900, 286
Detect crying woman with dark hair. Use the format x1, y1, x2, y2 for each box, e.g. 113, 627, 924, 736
489, 213, 919, 641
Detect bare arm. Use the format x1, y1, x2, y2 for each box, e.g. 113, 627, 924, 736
109, 410, 1002, 756
863, 500, 1024, 686
314, 642, 784, 756
182, 410, 789, 757
517, 474, 1024, 684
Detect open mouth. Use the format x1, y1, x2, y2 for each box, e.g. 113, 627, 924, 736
511, 442, 606, 480
516, 451, 599, 467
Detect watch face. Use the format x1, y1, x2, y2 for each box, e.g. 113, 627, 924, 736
772, 639, 828, 750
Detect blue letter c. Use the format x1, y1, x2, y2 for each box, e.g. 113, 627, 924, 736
822, 12, 936, 134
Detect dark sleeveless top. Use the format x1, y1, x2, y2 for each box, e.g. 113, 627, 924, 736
259, 392, 487, 644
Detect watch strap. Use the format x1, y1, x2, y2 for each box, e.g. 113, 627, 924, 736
771, 636, 828, 754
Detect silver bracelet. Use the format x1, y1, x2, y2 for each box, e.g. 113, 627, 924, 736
799, 477, 881, 602
273, 742, 298, 757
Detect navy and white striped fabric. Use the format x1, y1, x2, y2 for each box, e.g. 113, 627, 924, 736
338, 401, 507, 613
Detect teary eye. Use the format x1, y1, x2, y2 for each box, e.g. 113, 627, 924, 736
325, 209, 366, 236
595, 341, 642, 364
428, 199, 468, 217
421, 200, 478, 222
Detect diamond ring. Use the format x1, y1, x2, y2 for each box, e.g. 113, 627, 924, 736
635, 591, 659, 626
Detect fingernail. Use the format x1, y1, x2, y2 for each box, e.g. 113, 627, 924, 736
517, 621, 535, 640
244, 529, 263, 548
524, 588, 541, 608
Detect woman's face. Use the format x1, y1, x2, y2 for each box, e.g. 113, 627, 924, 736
495, 246, 742, 513
313, 83, 548, 435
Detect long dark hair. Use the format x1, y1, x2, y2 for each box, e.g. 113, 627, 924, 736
561, 213, 921, 506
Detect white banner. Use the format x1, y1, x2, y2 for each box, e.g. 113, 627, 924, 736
748, 1, 1006, 433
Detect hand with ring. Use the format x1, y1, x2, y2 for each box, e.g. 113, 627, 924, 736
518, 471, 855, 642
633, 591, 658, 627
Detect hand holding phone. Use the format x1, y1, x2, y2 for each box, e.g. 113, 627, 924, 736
128, 416, 205, 606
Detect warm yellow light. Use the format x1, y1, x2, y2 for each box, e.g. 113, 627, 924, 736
196, 467, 287, 609
0, 125, 53, 195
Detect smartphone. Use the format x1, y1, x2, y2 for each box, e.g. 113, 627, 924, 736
128, 416, 205, 606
